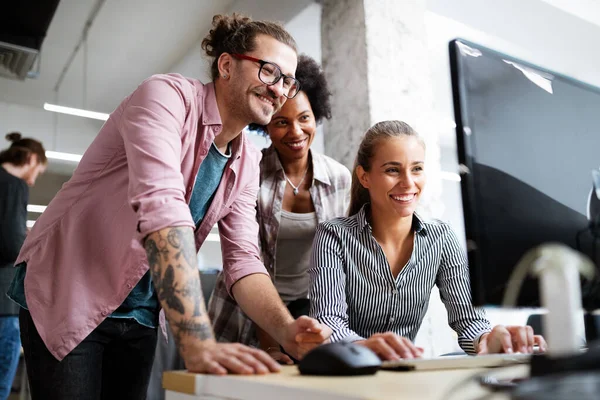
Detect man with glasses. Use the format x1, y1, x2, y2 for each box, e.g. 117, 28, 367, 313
8, 14, 330, 400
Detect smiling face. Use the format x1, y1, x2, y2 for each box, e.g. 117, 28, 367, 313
227, 34, 297, 126
266, 91, 316, 163
357, 135, 426, 219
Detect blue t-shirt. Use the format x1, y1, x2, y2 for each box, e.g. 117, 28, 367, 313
8, 142, 231, 328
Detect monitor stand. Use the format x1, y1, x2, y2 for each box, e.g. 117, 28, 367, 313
505, 243, 595, 356
535, 243, 592, 356
506, 243, 600, 377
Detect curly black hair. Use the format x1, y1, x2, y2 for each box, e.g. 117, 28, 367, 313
248, 54, 332, 135
295, 54, 332, 124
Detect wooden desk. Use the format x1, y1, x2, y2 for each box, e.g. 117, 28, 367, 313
163, 365, 528, 400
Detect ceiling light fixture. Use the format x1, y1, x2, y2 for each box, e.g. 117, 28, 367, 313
45, 150, 82, 162
27, 204, 47, 213
44, 0, 108, 126
43, 102, 109, 121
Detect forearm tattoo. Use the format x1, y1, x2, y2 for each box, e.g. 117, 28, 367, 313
145, 226, 214, 345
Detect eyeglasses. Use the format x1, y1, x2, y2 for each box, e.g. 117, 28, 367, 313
231, 53, 301, 99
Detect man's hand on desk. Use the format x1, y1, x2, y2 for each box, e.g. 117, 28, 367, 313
281, 315, 333, 360
477, 325, 547, 355
355, 332, 424, 361
182, 339, 281, 375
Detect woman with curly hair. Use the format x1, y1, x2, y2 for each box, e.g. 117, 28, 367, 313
209, 55, 351, 363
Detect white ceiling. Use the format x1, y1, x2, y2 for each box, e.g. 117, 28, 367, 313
0, 0, 316, 114
0, 0, 243, 113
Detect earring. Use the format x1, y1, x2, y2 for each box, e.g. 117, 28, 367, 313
222, 74, 228, 79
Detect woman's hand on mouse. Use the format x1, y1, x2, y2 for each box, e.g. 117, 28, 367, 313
355, 332, 423, 360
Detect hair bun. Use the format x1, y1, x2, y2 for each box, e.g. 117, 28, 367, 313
202, 13, 252, 58
6, 132, 22, 143
201, 13, 295, 81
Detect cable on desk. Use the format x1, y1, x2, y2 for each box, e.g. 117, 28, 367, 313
441, 365, 525, 400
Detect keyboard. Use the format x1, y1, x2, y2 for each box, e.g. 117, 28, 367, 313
380, 353, 532, 371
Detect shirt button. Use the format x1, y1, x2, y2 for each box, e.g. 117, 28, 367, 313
101, 311, 108, 316
127, 283, 133, 289
389, 316, 395, 323
201, 149, 208, 156
392, 289, 398, 295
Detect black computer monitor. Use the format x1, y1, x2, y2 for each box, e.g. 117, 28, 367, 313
449, 39, 600, 308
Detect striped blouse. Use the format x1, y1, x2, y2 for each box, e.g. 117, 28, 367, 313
308, 205, 491, 354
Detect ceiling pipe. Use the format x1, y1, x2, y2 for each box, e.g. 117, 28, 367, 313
53, 0, 106, 92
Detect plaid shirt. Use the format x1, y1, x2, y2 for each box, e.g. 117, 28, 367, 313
208, 145, 351, 346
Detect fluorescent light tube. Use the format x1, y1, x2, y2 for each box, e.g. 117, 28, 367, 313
27, 204, 47, 213
44, 102, 109, 121
45, 151, 82, 162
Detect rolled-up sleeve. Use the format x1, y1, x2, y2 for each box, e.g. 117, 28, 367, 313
309, 223, 364, 343
119, 76, 195, 240
218, 168, 267, 294
436, 226, 491, 354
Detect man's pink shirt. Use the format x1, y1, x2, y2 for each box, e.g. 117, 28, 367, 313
16, 74, 267, 360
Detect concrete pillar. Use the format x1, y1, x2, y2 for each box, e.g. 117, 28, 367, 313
321, 0, 443, 219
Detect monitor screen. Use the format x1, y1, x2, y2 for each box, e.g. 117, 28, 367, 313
449, 39, 600, 307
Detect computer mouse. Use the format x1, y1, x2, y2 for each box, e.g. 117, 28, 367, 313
298, 342, 381, 376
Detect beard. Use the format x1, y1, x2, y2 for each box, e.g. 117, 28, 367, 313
249, 87, 281, 124
230, 83, 281, 126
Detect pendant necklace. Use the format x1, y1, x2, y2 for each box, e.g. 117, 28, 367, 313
284, 167, 309, 196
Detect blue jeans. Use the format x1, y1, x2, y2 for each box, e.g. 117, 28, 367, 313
19, 309, 157, 400
0, 316, 21, 400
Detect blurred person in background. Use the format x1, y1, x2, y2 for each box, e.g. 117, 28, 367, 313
0, 132, 46, 400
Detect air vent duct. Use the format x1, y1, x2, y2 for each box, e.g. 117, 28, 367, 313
0, 41, 38, 80
0, 0, 60, 81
